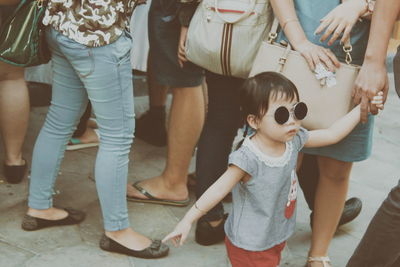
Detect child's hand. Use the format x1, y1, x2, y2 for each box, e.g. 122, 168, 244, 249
371, 91, 384, 110
162, 220, 192, 247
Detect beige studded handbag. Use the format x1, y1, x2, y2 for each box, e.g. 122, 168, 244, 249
185, 0, 273, 78
250, 19, 359, 130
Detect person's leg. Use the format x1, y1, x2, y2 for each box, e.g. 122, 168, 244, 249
308, 156, 353, 267
128, 84, 204, 201
347, 180, 400, 267
297, 154, 319, 210
0, 63, 29, 177
195, 72, 243, 245
127, 0, 205, 203
66, 102, 99, 150
72, 101, 92, 138
298, 154, 363, 228
26, 28, 89, 221
64, 32, 166, 253
134, 59, 169, 147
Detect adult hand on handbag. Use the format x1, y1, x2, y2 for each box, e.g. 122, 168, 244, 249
294, 39, 340, 71
314, 0, 367, 46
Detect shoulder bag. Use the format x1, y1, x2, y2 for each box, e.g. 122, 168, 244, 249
0, 0, 50, 67
185, 0, 273, 78
250, 19, 359, 130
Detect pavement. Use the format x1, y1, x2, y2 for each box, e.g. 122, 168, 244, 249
0, 72, 399, 267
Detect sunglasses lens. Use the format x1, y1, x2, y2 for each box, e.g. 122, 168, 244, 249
294, 102, 308, 120
274, 106, 289, 124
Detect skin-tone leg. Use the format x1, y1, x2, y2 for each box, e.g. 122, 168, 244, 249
127, 85, 205, 201
308, 156, 353, 267
147, 63, 169, 107
74, 127, 99, 143
0, 63, 29, 166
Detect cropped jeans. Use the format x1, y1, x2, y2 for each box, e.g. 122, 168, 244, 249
28, 27, 135, 231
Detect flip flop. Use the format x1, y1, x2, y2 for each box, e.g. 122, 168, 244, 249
66, 129, 100, 151
127, 181, 190, 207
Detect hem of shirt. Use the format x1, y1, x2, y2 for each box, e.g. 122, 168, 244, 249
225, 230, 293, 252
48, 25, 122, 48
301, 150, 371, 163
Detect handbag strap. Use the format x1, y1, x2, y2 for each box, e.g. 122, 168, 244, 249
267, 18, 354, 65
213, 0, 256, 24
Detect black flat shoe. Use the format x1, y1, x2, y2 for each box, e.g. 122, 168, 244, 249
99, 234, 169, 259
195, 214, 228, 246
338, 197, 362, 226
4, 160, 27, 184
310, 197, 362, 229
21, 208, 86, 231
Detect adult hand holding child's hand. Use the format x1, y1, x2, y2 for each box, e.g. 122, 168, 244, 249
353, 60, 389, 123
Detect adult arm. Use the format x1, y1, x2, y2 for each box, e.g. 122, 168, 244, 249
270, 0, 340, 71
177, 0, 200, 67
353, 0, 400, 123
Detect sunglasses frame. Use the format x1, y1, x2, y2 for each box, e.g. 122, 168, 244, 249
272, 102, 308, 125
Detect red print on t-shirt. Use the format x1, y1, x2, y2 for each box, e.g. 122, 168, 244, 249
285, 170, 297, 219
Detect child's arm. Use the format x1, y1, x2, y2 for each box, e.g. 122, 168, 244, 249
305, 91, 384, 148
304, 105, 361, 148
162, 165, 247, 246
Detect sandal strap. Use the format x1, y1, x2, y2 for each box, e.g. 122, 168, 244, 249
308, 256, 331, 267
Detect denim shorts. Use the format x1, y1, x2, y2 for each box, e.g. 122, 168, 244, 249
302, 114, 374, 162
148, 0, 203, 88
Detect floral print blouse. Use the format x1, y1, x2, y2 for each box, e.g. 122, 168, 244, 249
43, 0, 136, 47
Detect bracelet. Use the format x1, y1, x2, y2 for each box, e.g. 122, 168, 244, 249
194, 202, 207, 214
282, 18, 299, 31
361, 0, 375, 18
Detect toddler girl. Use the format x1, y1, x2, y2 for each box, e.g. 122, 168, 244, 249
163, 72, 383, 267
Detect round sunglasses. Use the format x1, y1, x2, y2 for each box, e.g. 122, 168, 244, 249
271, 102, 308, 125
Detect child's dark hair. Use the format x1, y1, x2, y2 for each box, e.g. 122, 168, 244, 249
236, 72, 299, 149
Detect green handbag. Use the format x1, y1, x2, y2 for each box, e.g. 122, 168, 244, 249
0, 0, 50, 67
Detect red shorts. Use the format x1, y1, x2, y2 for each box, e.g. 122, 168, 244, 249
225, 237, 286, 267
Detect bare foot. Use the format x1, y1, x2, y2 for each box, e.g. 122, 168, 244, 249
76, 128, 99, 144
27, 207, 68, 220
127, 176, 188, 201
87, 118, 98, 129
106, 228, 152, 251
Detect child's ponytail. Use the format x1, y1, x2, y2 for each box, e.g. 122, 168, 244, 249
235, 124, 249, 150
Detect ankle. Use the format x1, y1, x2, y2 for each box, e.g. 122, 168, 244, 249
105, 228, 132, 240
27, 207, 50, 216
4, 156, 24, 166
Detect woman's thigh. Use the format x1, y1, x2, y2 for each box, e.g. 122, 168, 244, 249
317, 155, 353, 181
57, 32, 135, 143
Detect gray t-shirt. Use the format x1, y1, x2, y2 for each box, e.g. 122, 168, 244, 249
225, 128, 309, 251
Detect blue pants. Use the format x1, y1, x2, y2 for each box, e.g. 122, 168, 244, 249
28, 28, 135, 231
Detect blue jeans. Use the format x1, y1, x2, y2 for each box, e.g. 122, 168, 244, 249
347, 180, 400, 267
28, 28, 135, 231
